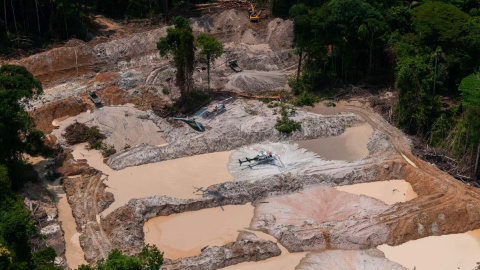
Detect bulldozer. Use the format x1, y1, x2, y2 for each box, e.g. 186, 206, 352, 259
248, 2, 260, 22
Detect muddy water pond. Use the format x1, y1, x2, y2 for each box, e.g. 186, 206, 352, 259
336, 180, 418, 205
378, 229, 480, 270
143, 204, 254, 260
72, 144, 234, 216
295, 123, 373, 161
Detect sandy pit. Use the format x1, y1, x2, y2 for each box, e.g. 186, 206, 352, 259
47, 178, 87, 269
336, 180, 418, 205
143, 204, 254, 260
295, 249, 408, 270
295, 123, 373, 161
53, 105, 166, 150
225, 70, 288, 92
221, 230, 307, 270
72, 144, 234, 216
378, 229, 480, 270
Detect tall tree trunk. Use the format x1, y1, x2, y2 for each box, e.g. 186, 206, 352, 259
475, 140, 480, 179
10, 0, 18, 36
207, 54, 210, 90
296, 47, 303, 81
4, 0, 8, 35
433, 55, 438, 96
35, 0, 40, 34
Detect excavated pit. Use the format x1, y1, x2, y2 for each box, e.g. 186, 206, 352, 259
17, 7, 480, 269
295, 122, 373, 162
71, 144, 233, 216
378, 229, 480, 270
144, 204, 254, 260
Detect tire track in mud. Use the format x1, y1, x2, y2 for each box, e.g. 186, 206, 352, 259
341, 103, 480, 244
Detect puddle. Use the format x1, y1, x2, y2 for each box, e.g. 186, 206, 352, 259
295, 123, 373, 161
143, 204, 254, 260
72, 144, 234, 216
378, 229, 480, 270
304, 100, 367, 115
335, 180, 418, 205
220, 230, 307, 270
28, 156, 87, 269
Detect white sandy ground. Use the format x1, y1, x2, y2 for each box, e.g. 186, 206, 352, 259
143, 204, 254, 260
378, 229, 480, 270
220, 230, 308, 270
335, 180, 418, 205
72, 144, 234, 216
53, 105, 166, 150
28, 156, 87, 269
295, 123, 373, 162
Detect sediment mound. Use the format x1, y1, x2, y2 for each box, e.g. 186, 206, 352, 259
225, 70, 287, 92
52, 105, 165, 149
296, 249, 408, 270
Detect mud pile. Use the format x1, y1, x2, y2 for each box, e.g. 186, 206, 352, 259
52, 105, 166, 150
296, 249, 408, 270
163, 231, 281, 270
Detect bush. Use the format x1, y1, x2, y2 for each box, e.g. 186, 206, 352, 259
292, 91, 319, 107
63, 123, 105, 148
275, 104, 301, 134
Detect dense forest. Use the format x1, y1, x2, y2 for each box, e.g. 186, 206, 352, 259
0, 0, 191, 53
284, 0, 480, 179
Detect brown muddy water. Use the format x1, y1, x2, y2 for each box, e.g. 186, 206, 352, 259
295, 123, 373, 161
28, 156, 87, 268
336, 180, 418, 205
72, 144, 234, 216
143, 204, 254, 260
378, 229, 480, 270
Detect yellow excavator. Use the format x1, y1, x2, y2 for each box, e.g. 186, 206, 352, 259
248, 2, 260, 22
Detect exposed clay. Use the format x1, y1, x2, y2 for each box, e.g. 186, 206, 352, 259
162, 231, 281, 270
220, 230, 307, 270
53, 105, 166, 150
295, 249, 408, 270
250, 187, 392, 252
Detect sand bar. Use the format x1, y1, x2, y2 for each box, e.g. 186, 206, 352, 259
72, 144, 234, 216
336, 180, 418, 205
295, 123, 373, 161
378, 229, 480, 270
143, 204, 254, 260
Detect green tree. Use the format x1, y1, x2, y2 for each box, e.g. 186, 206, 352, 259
195, 33, 223, 90
157, 16, 195, 102
0, 65, 44, 188
76, 244, 163, 270
459, 73, 480, 177
412, 2, 470, 48
395, 56, 441, 135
